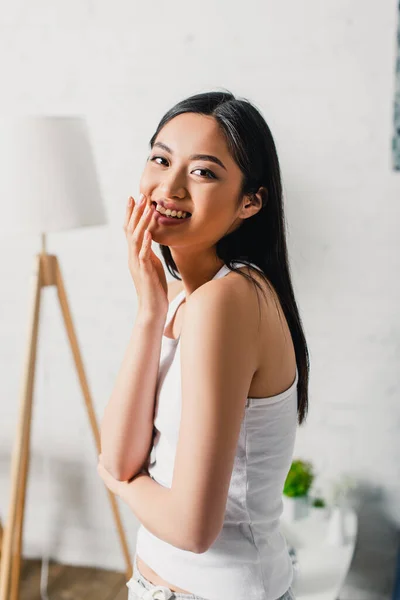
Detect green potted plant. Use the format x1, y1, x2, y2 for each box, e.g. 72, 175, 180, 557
282, 459, 314, 521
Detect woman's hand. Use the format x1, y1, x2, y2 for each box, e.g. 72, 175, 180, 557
97, 454, 126, 496
123, 193, 169, 319
97, 453, 148, 496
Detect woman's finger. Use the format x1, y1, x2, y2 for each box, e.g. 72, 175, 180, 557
122, 196, 135, 231
139, 228, 152, 261
135, 201, 154, 239
123, 196, 134, 230
130, 199, 154, 251
127, 193, 147, 233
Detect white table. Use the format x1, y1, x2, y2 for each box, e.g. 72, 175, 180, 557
280, 507, 358, 600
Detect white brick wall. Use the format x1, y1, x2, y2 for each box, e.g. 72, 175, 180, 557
0, 0, 399, 572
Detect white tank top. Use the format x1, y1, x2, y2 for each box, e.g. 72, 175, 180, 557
135, 261, 299, 600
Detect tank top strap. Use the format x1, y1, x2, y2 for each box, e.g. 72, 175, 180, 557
216, 260, 264, 278
231, 260, 264, 272
165, 262, 264, 329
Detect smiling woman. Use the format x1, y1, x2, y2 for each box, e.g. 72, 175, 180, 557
101, 90, 309, 600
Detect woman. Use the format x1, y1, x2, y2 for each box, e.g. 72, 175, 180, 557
98, 90, 309, 600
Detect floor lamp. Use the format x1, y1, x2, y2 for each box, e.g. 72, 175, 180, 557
0, 116, 132, 600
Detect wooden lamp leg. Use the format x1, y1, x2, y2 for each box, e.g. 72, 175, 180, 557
0, 254, 43, 600
9, 399, 34, 600
0, 250, 133, 600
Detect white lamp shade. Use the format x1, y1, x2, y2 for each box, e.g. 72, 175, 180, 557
0, 116, 108, 237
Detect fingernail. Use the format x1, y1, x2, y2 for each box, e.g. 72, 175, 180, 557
139, 193, 145, 205
128, 197, 133, 205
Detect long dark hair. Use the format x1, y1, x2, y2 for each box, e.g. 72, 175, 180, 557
149, 90, 309, 426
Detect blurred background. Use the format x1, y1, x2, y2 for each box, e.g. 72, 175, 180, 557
0, 1, 399, 599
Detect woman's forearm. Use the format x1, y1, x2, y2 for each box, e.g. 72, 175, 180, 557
119, 473, 196, 552
100, 314, 165, 481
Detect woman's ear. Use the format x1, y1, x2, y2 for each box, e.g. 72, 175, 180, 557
255, 186, 268, 208
241, 186, 268, 219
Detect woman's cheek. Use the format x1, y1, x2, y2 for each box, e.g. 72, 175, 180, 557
139, 163, 157, 188
139, 170, 148, 191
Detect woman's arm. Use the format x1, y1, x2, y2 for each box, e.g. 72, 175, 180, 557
100, 314, 165, 481
100, 280, 182, 482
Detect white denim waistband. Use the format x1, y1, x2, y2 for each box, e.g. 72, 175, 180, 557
126, 576, 174, 599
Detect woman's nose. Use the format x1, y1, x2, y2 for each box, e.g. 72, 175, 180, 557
159, 169, 186, 198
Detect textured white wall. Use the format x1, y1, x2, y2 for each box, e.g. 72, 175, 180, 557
0, 0, 399, 573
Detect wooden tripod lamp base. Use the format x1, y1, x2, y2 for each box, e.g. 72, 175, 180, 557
0, 248, 132, 600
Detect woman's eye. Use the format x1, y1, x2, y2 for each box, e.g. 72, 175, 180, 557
150, 155, 168, 166
150, 156, 216, 179
192, 168, 216, 179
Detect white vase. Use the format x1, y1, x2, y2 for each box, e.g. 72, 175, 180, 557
326, 504, 347, 546
282, 494, 309, 522
309, 505, 329, 521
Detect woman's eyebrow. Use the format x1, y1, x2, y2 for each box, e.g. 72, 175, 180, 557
153, 141, 227, 171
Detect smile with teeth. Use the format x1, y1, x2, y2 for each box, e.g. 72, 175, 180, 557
153, 202, 191, 219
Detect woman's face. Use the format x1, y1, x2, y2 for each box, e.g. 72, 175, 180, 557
139, 112, 249, 249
